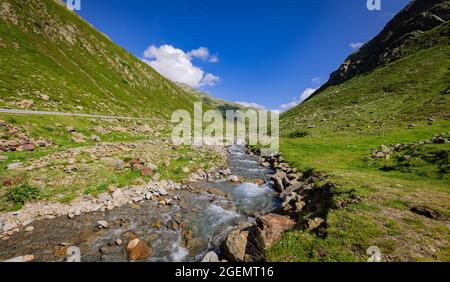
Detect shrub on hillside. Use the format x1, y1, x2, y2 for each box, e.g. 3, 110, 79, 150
6, 184, 40, 205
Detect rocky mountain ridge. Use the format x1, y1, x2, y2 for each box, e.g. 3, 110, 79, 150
309, 0, 449, 100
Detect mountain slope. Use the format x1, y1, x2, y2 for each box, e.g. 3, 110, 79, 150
312, 0, 449, 95
0, 0, 209, 121
273, 0, 450, 262
281, 17, 449, 136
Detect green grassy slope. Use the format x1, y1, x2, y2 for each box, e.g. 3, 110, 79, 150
281, 22, 450, 137
272, 20, 450, 261
0, 0, 209, 120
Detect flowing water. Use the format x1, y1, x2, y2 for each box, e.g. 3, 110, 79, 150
0, 146, 281, 262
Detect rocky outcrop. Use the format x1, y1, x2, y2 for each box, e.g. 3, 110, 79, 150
254, 213, 295, 248
309, 0, 450, 100
0, 120, 52, 152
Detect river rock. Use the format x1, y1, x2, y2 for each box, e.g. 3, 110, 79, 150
255, 213, 295, 248
222, 228, 249, 262
112, 188, 123, 199
249, 179, 265, 185
127, 238, 151, 261
145, 192, 153, 200
24, 226, 34, 232
97, 220, 109, 229
152, 221, 161, 229
272, 176, 284, 192
207, 188, 226, 197
157, 187, 168, 196
227, 175, 241, 183
202, 251, 220, 262
97, 192, 111, 203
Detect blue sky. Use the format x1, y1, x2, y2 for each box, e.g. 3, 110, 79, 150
77, 0, 411, 110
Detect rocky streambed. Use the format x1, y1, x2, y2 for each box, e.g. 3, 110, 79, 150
0, 146, 284, 262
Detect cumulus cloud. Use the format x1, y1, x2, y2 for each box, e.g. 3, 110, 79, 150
188, 47, 219, 63
202, 73, 220, 87
235, 101, 267, 110
278, 88, 317, 112
143, 44, 220, 88
349, 42, 365, 50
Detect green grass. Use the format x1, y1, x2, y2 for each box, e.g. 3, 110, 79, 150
270, 121, 450, 262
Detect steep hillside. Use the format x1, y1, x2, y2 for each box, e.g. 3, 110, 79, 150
273, 0, 450, 262
0, 0, 207, 120
281, 22, 449, 137
0, 0, 228, 211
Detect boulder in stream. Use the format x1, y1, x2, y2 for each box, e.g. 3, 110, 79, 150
127, 238, 151, 261
222, 228, 249, 262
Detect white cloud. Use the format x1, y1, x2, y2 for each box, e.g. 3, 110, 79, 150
143, 44, 220, 88
278, 88, 317, 112
349, 42, 365, 50
202, 73, 220, 87
235, 101, 266, 110
188, 47, 219, 63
